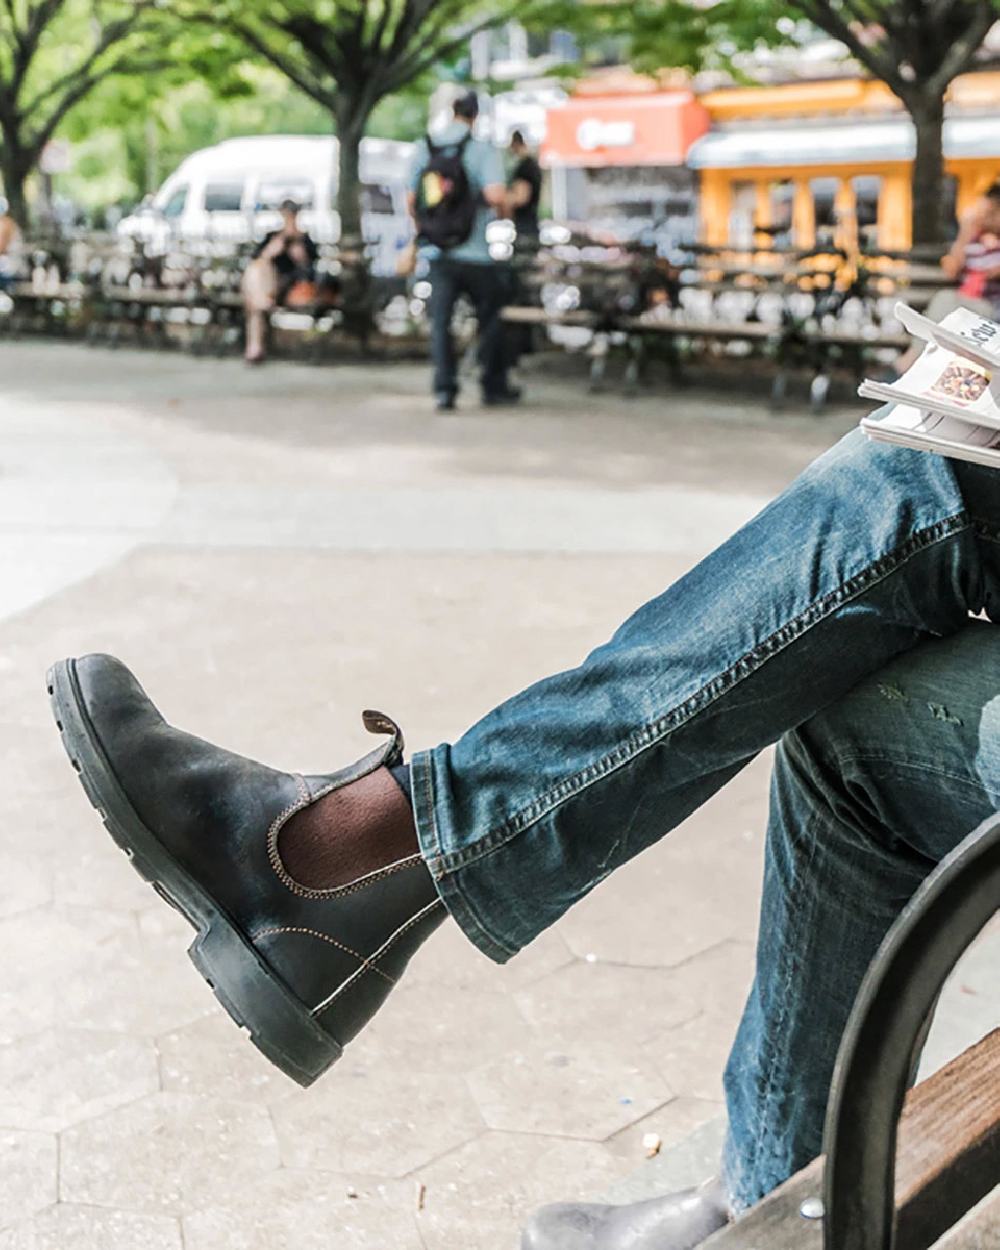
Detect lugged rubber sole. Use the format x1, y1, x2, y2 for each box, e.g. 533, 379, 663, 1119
46, 658, 342, 1087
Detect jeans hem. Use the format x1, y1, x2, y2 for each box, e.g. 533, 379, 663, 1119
430, 512, 969, 879
410, 748, 517, 965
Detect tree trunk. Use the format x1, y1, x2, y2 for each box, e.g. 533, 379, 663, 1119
906, 92, 947, 248
334, 104, 369, 248
333, 100, 376, 345
0, 138, 33, 230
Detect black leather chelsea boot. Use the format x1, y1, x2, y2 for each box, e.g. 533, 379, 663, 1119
47, 654, 445, 1087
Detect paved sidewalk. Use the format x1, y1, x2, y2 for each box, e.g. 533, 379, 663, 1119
0, 345, 991, 1249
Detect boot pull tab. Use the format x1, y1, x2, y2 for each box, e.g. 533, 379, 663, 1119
362, 709, 405, 765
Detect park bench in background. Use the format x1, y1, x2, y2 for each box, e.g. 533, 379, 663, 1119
0, 233, 414, 359
0, 228, 951, 406
502, 239, 942, 409
708, 811, 1000, 1249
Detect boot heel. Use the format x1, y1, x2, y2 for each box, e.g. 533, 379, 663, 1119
188, 923, 342, 1087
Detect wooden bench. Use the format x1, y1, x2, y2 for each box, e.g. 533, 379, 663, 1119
501, 241, 951, 407
0, 233, 412, 358
709, 811, 1000, 1248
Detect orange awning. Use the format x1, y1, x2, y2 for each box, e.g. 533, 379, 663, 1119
541, 92, 710, 168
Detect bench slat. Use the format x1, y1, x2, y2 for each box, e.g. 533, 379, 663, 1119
896, 1028, 1000, 1249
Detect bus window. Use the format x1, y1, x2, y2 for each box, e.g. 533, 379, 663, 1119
162, 185, 188, 219
361, 183, 394, 215
204, 182, 244, 212
256, 179, 314, 210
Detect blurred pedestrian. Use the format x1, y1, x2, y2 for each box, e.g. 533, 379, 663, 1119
0, 197, 20, 292
507, 130, 542, 242
241, 199, 324, 365
503, 130, 544, 371
895, 178, 1000, 373
409, 90, 520, 411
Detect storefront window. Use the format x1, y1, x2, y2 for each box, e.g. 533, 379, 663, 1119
583, 165, 697, 248
810, 177, 839, 247
729, 181, 757, 248
767, 180, 794, 248
942, 174, 959, 241
852, 175, 881, 250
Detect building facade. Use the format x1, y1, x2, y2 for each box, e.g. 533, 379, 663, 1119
690, 73, 1000, 251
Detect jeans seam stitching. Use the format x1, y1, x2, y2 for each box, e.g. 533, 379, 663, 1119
437, 512, 969, 876
742, 810, 823, 1203
413, 755, 517, 957
415, 751, 444, 865
834, 752, 996, 790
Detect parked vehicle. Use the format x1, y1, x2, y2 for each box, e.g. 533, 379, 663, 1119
117, 134, 415, 276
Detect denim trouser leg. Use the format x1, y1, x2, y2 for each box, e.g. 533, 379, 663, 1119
428, 259, 459, 398
462, 262, 508, 396
723, 621, 1000, 1210
411, 427, 1000, 962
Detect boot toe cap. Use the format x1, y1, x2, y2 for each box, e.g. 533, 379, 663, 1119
521, 1202, 607, 1249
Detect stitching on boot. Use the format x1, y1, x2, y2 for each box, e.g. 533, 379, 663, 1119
252, 925, 397, 986
311, 898, 444, 1019
266, 775, 423, 899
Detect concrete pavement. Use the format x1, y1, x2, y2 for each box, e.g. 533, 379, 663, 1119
0, 344, 993, 1249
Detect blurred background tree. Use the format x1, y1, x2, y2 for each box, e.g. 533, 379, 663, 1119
6, 0, 998, 244
572, 0, 1000, 245
203, 0, 573, 246
0, 0, 169, 225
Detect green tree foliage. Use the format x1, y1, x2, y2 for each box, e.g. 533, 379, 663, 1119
568, 0, 1000, 245
201, 0, 565, 242
788, 0, 998, 244
0, 0, 171, 225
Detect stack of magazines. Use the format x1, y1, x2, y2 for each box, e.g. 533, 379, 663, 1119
859, 302, 1000, 468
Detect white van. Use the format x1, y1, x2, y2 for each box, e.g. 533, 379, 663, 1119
118, 134, 415, 276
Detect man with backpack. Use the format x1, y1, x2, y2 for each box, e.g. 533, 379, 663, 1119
409, 91, 521, 412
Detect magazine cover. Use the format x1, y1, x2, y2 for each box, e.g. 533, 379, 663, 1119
895, 301, 1000, 372
861, 403, 1000, 469
859, 344, 1000, 429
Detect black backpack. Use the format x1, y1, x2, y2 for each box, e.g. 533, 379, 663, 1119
414, 133, 479, 249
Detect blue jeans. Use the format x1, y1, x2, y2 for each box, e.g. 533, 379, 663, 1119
410, 425, 1000, 1206
722, 621, 1000, 1207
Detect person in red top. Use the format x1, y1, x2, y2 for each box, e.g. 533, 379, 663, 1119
895, 179, 1000, 373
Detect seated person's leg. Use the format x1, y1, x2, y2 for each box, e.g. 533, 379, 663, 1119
241, 257, 277, 311
48, 431, 1000, 1084
525, 620, 1000, 1249
724, 619, 1000, 1211
241, 258, 278, 362
413, 430, 1000, 965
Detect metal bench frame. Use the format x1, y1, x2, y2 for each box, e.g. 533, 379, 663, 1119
823, 810, 1000, 1249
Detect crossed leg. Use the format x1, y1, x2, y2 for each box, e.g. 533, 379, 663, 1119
524, 621, 1000, 1247
47, 425, 1000, 1246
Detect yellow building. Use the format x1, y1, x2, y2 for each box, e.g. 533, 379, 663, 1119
689, 73, 1000, 251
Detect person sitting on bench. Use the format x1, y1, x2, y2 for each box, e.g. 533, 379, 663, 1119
241, 198, 326, 365
48, 423, 1000, 1249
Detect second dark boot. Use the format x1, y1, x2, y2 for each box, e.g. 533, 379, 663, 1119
521, 1178, 732, 1250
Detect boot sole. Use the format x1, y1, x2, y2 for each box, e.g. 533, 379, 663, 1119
46, 658, 342, 1088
